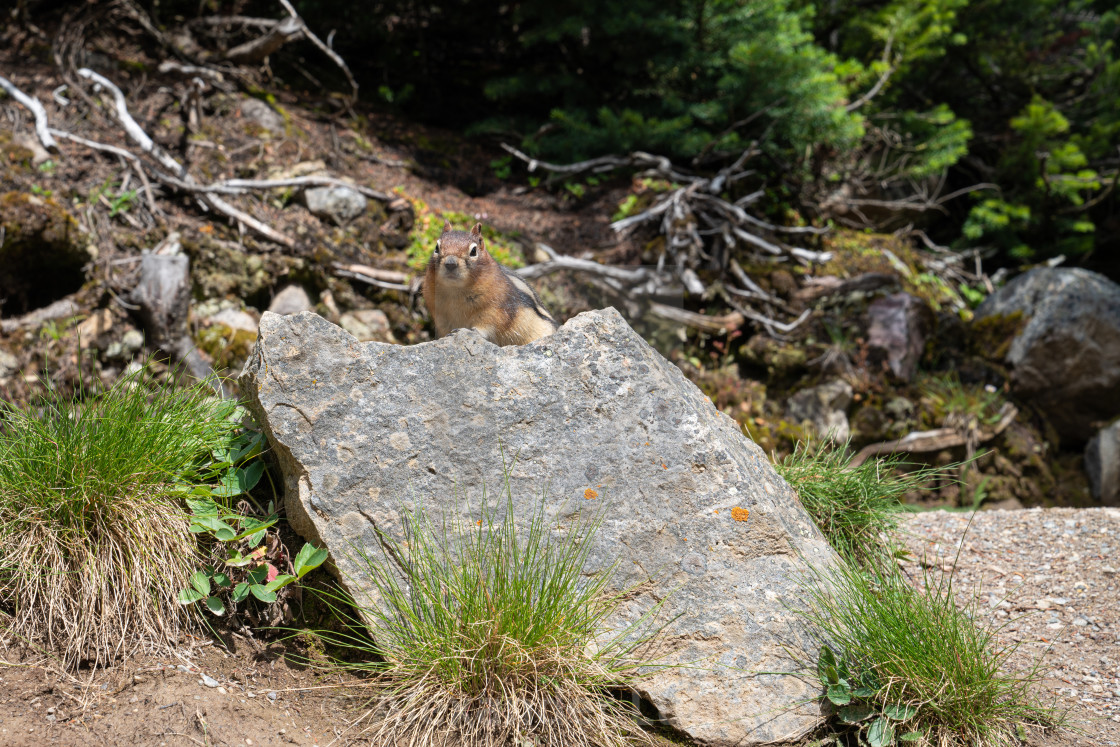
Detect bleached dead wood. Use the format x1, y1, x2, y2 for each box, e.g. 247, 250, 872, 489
848, 403, 1019, 469
0, 74, 59, 152
76, 68, 297, 248
225, 15, 303, 63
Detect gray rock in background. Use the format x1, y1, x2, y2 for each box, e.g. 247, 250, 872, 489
1086, 420, 1120, 502
975, 268, 1120, 441
302, 185, 367, 224
866, 292, 931, 382
268, 285, 314, 316
787, 379, 853, 443
240, 308, 836, 746
339, 308, 397, 343
239, 97, 285, 135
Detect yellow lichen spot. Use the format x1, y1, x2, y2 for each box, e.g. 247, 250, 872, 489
584, 488, 599, 500
731, 507, 750, 522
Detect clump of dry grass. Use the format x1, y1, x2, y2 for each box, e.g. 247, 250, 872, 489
316, 475, 666, 747
0, 365, 241, 668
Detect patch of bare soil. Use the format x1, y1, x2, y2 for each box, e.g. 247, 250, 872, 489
901, 508, 1120, 747
0, 634, 373, 747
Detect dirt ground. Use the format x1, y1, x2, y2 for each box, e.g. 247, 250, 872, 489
901, 507, 1120, 747
0, 506, 1116, 747
0, 634, 366, 747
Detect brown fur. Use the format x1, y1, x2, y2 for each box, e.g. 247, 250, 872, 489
422, 222, 559, 346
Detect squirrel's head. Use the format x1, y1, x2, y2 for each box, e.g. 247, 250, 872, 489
430, 221, 493, 286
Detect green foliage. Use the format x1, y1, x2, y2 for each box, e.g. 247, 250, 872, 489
312, 470, 666, 747
775, 443, 953, 567
817, 644, 922, 746
0, 363, 239, 668
484, 0, 863, 160
398, 193, 524, 271
797, 554, 1056, 745
177, 431, 328, 617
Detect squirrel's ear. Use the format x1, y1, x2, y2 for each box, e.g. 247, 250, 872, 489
443, 219, 452, 232
471, 222, 483, 237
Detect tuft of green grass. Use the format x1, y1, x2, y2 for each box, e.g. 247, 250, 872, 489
315, 476, 664, 747
796, 554, 1056, 746
775, 443, 950, 568
0, 364, 241, 668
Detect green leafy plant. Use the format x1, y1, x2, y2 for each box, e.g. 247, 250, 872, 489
0, 362, 240, 668
797, 554, 1056, 746
107, 188, 138, 217
817, 644, 922, 745
489, 155, 513, 180
313, 471, 667, 747
176, 431, 328, 618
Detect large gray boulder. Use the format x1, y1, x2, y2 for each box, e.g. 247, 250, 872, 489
240, 308, 836, 745
975, 268, 1120, 441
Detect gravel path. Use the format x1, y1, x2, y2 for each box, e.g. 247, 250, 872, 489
901, 508, 1120, 746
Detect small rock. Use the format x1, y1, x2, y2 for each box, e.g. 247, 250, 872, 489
786, 379, 853, 442
0, 349, 19, 377
302, 185, 367, 224
268, 285, 314, 316
267, 691, 278, 702
1086, 420, 1120, 502
240, 97, 285, 135
866, 292, 932, 382
121, 329, 145, 354
247, 692, 256, 698
339, 309, 397, 344
201, 674, 220, 688
46, 707, 55, 715
206, 308, 259, 334
76, 308, 114, 342
217, 686, 227, 694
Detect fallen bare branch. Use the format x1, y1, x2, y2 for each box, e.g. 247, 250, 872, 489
225, 15, 303, 64
76, 67, 297, 248
647, 303, 743, 333
278, 0, 359, 101
0, 74, 59, 152
333, 269, 413, 293
848, 403, 1019, 469
331, 263, 410, 285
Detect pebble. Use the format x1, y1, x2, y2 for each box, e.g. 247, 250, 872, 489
268, 691, 278, 702
218, 687, 227, 694
201, 674, 220, 688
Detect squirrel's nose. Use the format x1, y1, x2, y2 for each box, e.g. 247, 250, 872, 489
443, 256, 459, 271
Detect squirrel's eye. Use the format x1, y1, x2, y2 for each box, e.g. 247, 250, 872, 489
469, 243, 479, 257
434, 240, 441, 254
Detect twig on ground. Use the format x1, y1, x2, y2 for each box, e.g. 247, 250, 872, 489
849, 403, 1019, 469
76, 68, 297, 248
278, 0, 359, 101
0, 74, 59, 152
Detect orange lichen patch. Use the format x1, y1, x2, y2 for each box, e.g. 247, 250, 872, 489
476, 519, 482, 526
584, 488, 599, 500
731, 507, 750, 522
714, 509, 720, 514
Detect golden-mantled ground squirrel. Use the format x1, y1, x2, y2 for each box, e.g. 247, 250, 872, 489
422, 222, 559, 346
